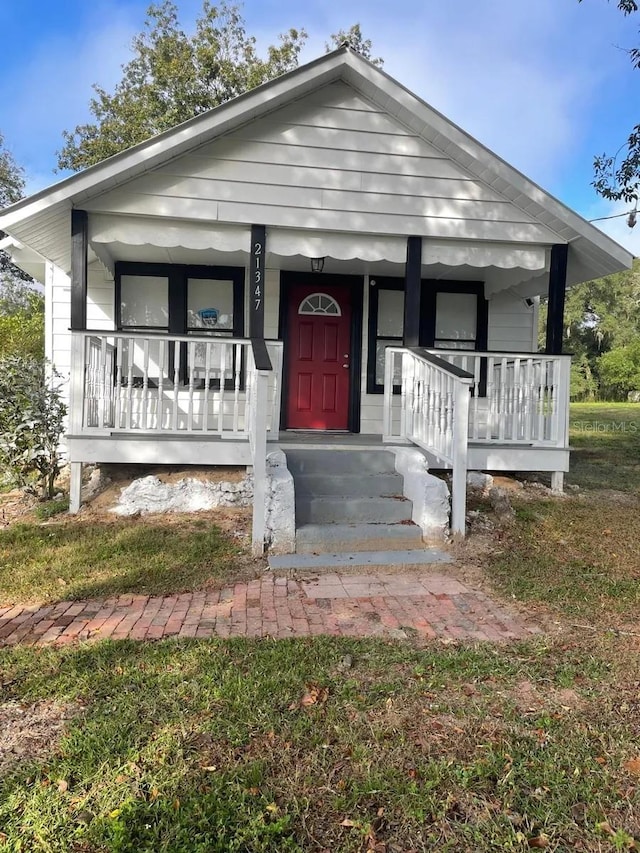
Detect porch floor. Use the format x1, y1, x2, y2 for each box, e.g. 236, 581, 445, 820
0, 570, 541, 645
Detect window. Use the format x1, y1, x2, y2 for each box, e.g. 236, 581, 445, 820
433, 292, 477, 349
420, 281, 487, 352
115, 262, 245, 388
298, 293, 342, 316
120, 275, 169, 329
367, 277, 488, 394
116, 263, 244, 337
367, 277, 404, 393
187, 278, 236, 333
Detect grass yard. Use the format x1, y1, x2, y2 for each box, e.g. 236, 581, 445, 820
1, 636, 639, 853
484, 402, 640, 623
0, 403, 639, 850
569, 402, 640, 492
0, 514, 248, 605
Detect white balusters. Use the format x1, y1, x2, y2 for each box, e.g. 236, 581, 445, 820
426, 349, 571, 447
73, 332, 283, 441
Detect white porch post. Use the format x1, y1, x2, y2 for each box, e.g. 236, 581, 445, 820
68, 332, 86, 514
451, 378, 472, 536
551, 355, 571, 493
251, 369, 269, 556
69, 462, 82, 514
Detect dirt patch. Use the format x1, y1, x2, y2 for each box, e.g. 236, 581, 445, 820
504, 679, 587, 714
0, 489, 38, 528
0, 700, 83, 777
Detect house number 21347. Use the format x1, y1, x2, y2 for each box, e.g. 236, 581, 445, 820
253, 241, 262, 310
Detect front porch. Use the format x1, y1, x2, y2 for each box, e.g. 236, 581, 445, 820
67, 328, 571, 549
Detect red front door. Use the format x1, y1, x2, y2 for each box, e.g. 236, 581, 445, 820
286, 284, 352, 430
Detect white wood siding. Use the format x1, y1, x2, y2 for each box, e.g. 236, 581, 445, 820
487, 291, 537, 352
87, 263, 115, 330
84, 82, 557, 245
50, 264, 71, 381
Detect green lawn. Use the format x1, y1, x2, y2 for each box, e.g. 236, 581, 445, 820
484, 402, 640, 622
0, 516, 247, 606
1, 636, 637, 853
569, 402, 640, 492
0, 403, 639, 850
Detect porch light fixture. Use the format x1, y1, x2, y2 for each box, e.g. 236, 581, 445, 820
310, 257, 325, 273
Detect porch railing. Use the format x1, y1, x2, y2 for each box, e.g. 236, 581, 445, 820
428, 350, 571, 447
69, 331, 284, 556
383, 347, 473, 535
70, 331, 283, 440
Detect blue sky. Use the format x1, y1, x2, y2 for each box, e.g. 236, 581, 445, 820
0, 0, 638, 253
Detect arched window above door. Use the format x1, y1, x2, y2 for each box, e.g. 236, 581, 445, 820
298, 293, 342, 316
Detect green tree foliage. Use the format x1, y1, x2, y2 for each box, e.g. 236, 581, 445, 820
0, 355, 66, 499
598, 340, 640, 398
0, 131, 30, 282
579, 0, 640, 200
326, 24, 383, 66
57, 1, 308, 171
550, 258, 640, 399
58, 2, 381, 172
0, 132, 43, 359
0, 132, 24, 208
564, 259, 640, 354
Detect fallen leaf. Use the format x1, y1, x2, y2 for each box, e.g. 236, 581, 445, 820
341, 818, 359, 828
596, 821, 615, 837
527, 834, 549, 848
624, 758, 640, 776
289, 683, 329, 710
266, 803, 279, 814
172, 798, 180, 811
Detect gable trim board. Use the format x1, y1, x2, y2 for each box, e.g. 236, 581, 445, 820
0, 47, 631, 289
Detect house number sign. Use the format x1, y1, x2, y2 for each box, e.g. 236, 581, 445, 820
250, 224, 266, 338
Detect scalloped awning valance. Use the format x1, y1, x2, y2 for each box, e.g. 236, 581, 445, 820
88, 214, 549, 272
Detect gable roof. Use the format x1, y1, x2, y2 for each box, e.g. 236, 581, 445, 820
0, 46, 633, 283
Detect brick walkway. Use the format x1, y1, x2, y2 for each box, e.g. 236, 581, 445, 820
0, 571, 540, 647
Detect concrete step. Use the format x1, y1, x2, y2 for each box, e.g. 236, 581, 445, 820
293, 472, 403, 498
269, 548, 453, 572
296, 495, 412, 525
296, 522, 424, 553
285, 449, 397, 476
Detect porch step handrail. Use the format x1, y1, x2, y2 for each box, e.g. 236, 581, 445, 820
383, 346, 473, 536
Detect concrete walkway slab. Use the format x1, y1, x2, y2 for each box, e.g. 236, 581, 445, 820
0, 570, 540, 647
268, 548, 452, 571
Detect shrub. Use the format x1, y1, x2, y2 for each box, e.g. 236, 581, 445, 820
598, 340, 640, 400
0, 355, 66, 499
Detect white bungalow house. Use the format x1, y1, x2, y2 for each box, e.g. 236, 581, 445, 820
0, 47, 633, 554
